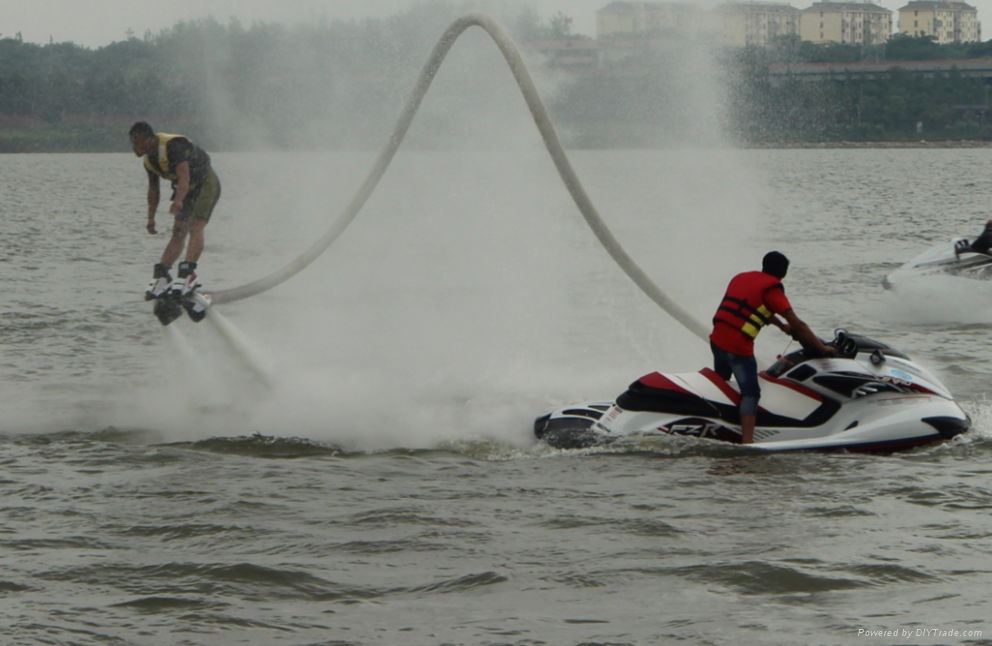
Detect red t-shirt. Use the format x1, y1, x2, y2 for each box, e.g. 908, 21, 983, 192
709, 271, 792, 356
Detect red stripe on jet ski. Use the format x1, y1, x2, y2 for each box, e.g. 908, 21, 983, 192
639, 372, 692, 395
906, 383, 938, 396
759, 371, 823, 401
699, 367, 741, 405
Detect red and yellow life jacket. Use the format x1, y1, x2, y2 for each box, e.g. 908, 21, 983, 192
711, 271, 787, 353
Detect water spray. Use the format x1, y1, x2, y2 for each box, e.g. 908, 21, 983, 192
208, 13, 709, 342
203, 309, 274, 389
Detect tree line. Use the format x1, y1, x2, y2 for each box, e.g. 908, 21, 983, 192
2, 3, 992, 151
723, 34, 992, 144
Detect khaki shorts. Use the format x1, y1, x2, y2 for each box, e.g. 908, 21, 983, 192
176, 167, 221, 222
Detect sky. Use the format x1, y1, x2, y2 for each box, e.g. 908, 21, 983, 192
0, 0, 605, 46
2, 0, 991, 47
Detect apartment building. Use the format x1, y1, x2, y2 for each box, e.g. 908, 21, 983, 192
898, 1, 981, 43
799, 1, 893, 45
596, 1, 706, 39
717, 2, 802, 47
593, 1, 984, 48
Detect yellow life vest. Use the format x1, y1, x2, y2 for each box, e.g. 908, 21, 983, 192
142, 132, 185, 181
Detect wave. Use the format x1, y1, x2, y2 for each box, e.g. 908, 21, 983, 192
3, 422, 989, 464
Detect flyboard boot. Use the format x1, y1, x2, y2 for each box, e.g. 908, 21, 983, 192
169, 261, 201, 298
147, 262, 183, 326
171, 261, 210, 323
145, 263, 172, 300
147, 262, 211, 325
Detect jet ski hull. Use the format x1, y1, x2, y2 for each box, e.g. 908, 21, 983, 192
885, 237, 992, 288
535, 398, 969, 453
535, 331, 970, 453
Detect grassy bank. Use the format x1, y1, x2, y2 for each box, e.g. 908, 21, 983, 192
0, 123, 131, 153
4, 120, 992, 152
0, 119, 207, 153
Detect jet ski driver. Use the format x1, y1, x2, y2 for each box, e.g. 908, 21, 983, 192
960, 219, 992, 255
710, 251, 836, 444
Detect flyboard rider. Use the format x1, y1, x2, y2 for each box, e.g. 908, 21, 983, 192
710, 251, 836, 444
128, 121, 221, 299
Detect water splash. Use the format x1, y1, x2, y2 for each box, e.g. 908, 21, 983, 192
875, 273, 992, 326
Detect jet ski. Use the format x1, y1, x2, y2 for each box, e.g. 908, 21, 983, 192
884, 233, 992, 288
534, 330, 970, 453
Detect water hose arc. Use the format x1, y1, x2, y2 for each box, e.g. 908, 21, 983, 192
210, 13, 709, 342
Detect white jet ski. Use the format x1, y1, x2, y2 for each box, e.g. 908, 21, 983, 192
534, 330, 969, 453
884, 235, 992, 288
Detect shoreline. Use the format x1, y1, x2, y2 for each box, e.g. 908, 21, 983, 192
741, 140, 992, 149
3, 132, 991, 153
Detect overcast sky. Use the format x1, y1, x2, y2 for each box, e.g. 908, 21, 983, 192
0, 0, 600, 46
1, 0, 990, 47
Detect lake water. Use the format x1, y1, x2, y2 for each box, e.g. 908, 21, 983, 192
1, 147, 991, 645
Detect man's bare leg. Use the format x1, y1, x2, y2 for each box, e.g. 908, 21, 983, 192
168, 218, 207, 295
160, 218, 190, 269
184, 218, 207, 263
740, 413, 756, 444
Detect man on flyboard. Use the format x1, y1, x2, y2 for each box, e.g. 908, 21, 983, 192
129, 121, 220, 324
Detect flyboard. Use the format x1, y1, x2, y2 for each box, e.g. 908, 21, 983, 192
147, 287, 211, 326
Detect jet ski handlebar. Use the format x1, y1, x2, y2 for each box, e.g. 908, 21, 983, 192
778, 328, 907, 368
767, 328, 878, 376
793, 328, 853, 360
831, 329, 858, 358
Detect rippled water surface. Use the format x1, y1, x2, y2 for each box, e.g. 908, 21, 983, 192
2, 148, 992, 645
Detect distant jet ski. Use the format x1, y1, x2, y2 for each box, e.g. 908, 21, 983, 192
534, 330, 969, 453
884, 226, 992, 288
